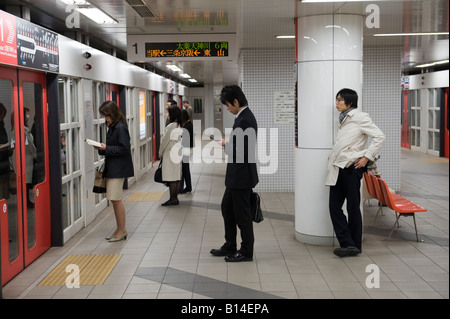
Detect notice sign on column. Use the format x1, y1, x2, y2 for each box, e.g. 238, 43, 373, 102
274, 91, 295, 124
0, 10, 17, 66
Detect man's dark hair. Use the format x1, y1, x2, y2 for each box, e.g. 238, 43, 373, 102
168, 99, 177, 106
336, 88, 358, 109
220, 85, 248, 107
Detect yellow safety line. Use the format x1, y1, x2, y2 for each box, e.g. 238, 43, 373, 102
38, 254, 122, 286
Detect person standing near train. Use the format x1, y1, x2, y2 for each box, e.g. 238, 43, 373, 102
95, 101, 134, 242
326, 88, 385, 257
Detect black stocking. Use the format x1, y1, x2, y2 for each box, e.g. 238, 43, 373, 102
169, 181, 180, 200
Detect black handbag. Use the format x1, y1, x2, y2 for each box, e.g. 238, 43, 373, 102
93, 164, 106, 193
250, 191, 264, 223
154, 160, 163, 183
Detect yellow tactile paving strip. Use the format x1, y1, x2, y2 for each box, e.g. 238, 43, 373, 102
125, 192, 165, 202
420, 158, 448, 163
38, 254, 122, 286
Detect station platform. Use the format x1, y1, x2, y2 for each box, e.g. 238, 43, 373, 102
2, 148, 448, 299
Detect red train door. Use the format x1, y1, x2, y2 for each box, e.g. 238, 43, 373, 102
1, 67, 51, 285
152, 92, 160, 162
106, 83, 119, 106
444, 88, 449, 158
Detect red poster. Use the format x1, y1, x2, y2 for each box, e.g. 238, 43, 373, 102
0, 10, 17, 66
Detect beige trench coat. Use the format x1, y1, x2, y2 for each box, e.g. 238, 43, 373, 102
159, 122, 182, 182
325, 109, 385, 186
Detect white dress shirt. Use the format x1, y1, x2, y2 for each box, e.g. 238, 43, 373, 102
325, 109, 385, 186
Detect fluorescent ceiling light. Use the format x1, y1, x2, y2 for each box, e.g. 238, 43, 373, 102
166, 65, 182, 72
188, 79, 197, 83
180, 73, 191, 78
77, 7, 118, 24
59, 0, 90, 4
374, 32, 449, 37
301, 0, 374, 2
415, 59, 449, 68
276, 35, 295, 39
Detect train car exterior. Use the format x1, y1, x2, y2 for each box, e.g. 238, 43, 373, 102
401, 70, 449, 158
0, 9, 185, 285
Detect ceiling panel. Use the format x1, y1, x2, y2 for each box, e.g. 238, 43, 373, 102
1, 0, 448, 85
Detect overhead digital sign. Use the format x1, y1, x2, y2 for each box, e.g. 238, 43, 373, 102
145, 42, 228, 58
127, 34, 235, 62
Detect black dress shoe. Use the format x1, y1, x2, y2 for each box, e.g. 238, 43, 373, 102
210, 247, 236, 257
162, 199, 179, 206
333, 246, 361, 257
224, 252, 253, 262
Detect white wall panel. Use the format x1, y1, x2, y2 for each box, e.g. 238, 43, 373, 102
59, 34, 186, 94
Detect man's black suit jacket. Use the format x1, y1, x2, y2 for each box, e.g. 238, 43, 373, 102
224, 107, 259, 189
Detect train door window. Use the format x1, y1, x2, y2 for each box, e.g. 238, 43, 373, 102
58, 78, 67, 123
125, 87, 136, 183
93, 82, 106, 120
73, 175, 81, 221
61, 182, 70, 228
0, 78, 19, 264
126, 88, 134, 141
92, 81, 106, 204
146, 90, 152, 168
70, 79, 79, 122
22, 82, 45, 249
59, 77, 83, 236
427, 88, 440, 155
411, 90, 421, 148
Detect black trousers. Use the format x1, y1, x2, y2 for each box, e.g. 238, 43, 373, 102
179, 158, 192, 192
221, 187, 254, 257
329, 165, 364, 250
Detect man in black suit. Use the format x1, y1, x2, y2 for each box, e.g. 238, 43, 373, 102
210, 85, 259, 262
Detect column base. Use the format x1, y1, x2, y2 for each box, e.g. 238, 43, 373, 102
295, 231, 337, 246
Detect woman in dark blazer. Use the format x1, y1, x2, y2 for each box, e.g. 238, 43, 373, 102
95, 101, 134, 242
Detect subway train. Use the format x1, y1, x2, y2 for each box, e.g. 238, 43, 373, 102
0, 9, 190, 285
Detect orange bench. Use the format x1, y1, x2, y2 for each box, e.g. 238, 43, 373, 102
365, 173, 412, 226
363, 172, 384, 225
375, 177, 427, 242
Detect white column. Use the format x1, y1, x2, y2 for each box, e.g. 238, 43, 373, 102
295, 14, 363, 245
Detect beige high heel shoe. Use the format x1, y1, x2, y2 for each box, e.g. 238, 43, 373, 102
108, 232, 127, 242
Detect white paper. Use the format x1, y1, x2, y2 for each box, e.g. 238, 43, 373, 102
85, 138, 102, 147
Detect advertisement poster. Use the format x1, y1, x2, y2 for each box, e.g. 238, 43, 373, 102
16, 18, 59, 72
0, 10, 59, 72
0, 10, 17, 66
139, 91, 146, 140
